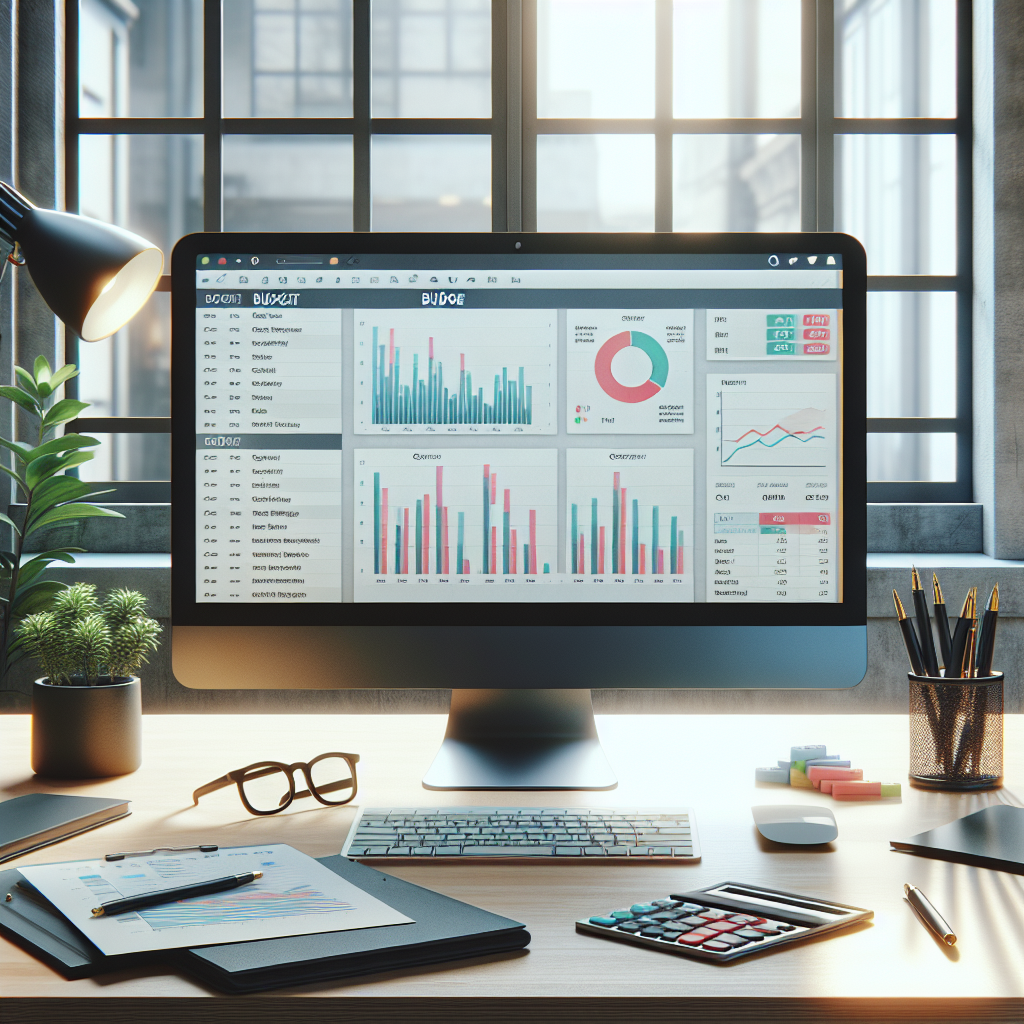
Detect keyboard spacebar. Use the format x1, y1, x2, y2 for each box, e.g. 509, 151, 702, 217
454, 845, 556, 856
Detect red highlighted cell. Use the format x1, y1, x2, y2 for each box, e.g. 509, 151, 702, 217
803, 313, 831, 326
803, 343, 830, 355
803, 329, 830, 340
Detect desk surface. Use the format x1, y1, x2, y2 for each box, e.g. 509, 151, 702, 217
1, 713, 1022, 1024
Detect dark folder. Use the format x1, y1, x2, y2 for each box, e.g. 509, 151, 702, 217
0, 794, 131, 864
0, 854, 529, 992
890, 804, 1024, 875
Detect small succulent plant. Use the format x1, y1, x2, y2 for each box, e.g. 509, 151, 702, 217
16, 583, 162, 685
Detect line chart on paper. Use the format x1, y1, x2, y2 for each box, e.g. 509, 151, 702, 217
719, 389, 830, 468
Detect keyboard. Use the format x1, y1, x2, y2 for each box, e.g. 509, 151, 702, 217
341, 807, 700, 860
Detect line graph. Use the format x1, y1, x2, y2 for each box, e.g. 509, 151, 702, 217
720, 389, 830, 468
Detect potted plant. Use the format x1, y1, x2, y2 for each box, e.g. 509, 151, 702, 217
18, 584, 162, 778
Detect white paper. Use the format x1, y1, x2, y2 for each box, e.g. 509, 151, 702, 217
21, 844, 413, 956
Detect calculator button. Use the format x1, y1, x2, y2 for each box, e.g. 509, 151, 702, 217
630, 903, 657, 914
701, 940, 732, 952
676, 932, 708, 946
649, 911, 680, 921
712, 934, 749, 947
589, 916, 618, 927
776, 924, 797, 931
733, 929, 766, 941
616, 921, 643, 933
653, 900, 681, 909
699, 909, 729, 920
704, 921, 742, 933
661, 923, 691, 934
728, 914, 763, 925
610, 910, 633, 920
639, 926, 665, 937
752, 926, 781, 936
668, 901, 706, 912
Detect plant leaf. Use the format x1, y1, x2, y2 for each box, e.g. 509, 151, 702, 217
25, 503, 124, 536
14, 366, 42, 402
0, 512, 22, 537
0, 436, 32, 464
0, 463, 29, 496
22, 433, 100, 465
33, 355, 52, 385
28, 475, 104, 515
11, 579, 67, 617
41, 399, 90, 432
47, 365, 80, 390
0, 385, 40, 415
16, 550, 79, 588
37, 381, 53, 399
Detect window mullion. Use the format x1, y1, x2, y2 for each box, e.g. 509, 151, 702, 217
203, 0, 223, 232
64, 0, 80, 398
654, 0, 672, 232
504, 0, 523, 233
815, 0, 835, 231
352, 0, 371, 232
800, 0, 817, 230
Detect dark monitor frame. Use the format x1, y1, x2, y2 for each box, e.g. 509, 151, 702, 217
171, 231, 867, 632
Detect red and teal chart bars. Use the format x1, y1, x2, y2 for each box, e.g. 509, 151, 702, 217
565, 450, 694, 602
354, 308, 556, 434
353, 450, 558, 602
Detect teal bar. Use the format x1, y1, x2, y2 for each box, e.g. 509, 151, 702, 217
543, 563, 550, 574
652, 506, 659, 574
394, 523, 401, 577
373, 472, 381, 574
590, 497, 598, 575
415, 500, 422, 575
518, 367, 525, 424
670, 515, 678, 574
457, 511, 465, 574
631, 498, 639, 574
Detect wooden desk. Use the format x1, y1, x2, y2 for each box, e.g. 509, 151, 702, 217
2, 713, 1022, 1024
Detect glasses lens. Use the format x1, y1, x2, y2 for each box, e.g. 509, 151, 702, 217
309, 755, 357, 804
239, 765, 292, 813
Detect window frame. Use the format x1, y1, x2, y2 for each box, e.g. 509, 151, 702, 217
62, 0, 972, 504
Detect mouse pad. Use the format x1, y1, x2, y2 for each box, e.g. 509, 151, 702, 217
890, 804, 1024, 875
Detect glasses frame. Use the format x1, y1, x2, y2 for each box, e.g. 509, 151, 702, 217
192, 751, 360, 816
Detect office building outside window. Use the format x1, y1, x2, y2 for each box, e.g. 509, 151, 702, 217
67, 0, 969, 503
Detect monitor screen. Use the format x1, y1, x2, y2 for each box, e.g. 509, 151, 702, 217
172, 234, 865, 631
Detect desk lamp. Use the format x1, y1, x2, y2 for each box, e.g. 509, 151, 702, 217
0, 180, 163, 340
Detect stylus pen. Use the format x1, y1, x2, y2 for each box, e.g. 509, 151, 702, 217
91, 870, 262, 917
932, 573, 952, 670
976, 583, 999, 677
947, 589, 975, 678
911, 567, 939, 677
893, 590, 925, 676
904, 883, 956, 945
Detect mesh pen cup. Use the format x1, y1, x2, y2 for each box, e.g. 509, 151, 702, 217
908, 672, 1003, 791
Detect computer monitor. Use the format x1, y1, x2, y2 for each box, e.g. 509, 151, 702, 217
171, 232, 867, 791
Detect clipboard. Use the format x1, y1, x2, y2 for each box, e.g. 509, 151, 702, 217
1, 855, 529, 992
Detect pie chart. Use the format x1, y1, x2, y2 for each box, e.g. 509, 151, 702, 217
594, 330, 669, 403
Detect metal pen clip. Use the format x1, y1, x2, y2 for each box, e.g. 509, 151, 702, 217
105, 844, 219, 862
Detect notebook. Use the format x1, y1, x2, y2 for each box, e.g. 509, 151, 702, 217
890, 804, 1024, 875
0, 854, 530, 992
0, 794, 131, 864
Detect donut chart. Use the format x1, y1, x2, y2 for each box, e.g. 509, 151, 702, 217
594, 330, 669, 403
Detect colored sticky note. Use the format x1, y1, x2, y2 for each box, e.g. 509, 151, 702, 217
807, 766, 863, 787
755, 766, 790, 784
831, 781, 901, 800
805, 757, 845, 767
791, 745, 827, 762
790, 768, 813, 788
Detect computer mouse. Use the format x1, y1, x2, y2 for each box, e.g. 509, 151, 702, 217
752, 805, 838, 845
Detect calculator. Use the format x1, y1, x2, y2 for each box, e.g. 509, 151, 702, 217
577, 881, 872, 962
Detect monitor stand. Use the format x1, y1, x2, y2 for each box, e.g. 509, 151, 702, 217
422, 689, 617, 791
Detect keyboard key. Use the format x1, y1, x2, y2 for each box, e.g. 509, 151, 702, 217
411, 847, 433, 855
388, 846, 411, 855
362, 846, 391, 856
584, 847, 607, 856
458, 845, 556, 856
701, 940, 732, 952
606, 846, 629, 856
434, 846, 462, 855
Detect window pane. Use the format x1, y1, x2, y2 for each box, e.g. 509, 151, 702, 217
537, 1, 654, 118
78, 434, 171, 484
371, 136, 491, 230
835, 135, 956, 275
537, 135, 654, 231
79, 0, 203, 117
223, 0, 353, 117
673, 0, 801, 118
673, 135, 799, 231
372, 0, 490, 117
223, 136, 354, 231
836, 0, 956, 117
867, 292, 955, 418
868, 434, 956, 482
77, 135, 201, 480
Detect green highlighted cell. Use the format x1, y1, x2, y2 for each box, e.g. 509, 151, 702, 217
766, 342, 797, 355
766, 329, 795, 341
766, 314, 796, 327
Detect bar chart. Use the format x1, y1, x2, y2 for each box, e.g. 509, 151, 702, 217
354, 308, 556, 434
565, 450, 693, 587
353, 449, 558, 599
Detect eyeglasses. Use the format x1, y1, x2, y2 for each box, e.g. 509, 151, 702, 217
192, 752, 359, 816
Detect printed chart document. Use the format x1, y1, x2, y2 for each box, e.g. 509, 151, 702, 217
21, 843, 412, 955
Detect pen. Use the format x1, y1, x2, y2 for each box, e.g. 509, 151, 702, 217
911, 567, 939, 676
976, 583, 999, 677
932, 573, 952, 670
904, 883, 956, 945
893, 590, 925, 676
962, 621, 977, 678
91, 870, 262, 917
946, 588, 975, 678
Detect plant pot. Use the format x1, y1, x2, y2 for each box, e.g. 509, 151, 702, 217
31, 676, 142, 779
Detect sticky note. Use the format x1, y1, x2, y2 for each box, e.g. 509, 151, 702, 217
831, 781, 901, 800
755, 766, 790, 784
790, 768, 813, 788
820, 779, 836, 794
805, 758, 848, 768
791, 745, 827, 762
807, 766, 863, 790
777, 760, 792, 771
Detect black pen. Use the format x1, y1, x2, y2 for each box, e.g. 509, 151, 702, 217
911, 567, 939, 676
894, 590, 925, 676
932, 573, 952, 670
91, 870, 262, 917
976, 583, 999, 677
904, 883, 956, 945
947, 588, 975, 678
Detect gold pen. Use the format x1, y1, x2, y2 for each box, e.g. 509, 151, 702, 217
904, 883, 956, 945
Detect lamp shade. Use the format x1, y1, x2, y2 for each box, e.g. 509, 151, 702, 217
0, 182, 163, 341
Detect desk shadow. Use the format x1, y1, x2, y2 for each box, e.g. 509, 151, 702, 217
0, 776, 133, 797
752, 826, 836, 854
904, 898, 961, 962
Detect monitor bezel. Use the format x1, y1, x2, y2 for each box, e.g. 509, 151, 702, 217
171, 231, 866, 628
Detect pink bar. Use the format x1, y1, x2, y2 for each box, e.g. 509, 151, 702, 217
639, 544, 646, 575
429, 336, 434, 360
423, 495, 430, 573
461, 353, 465, 372
463, 558, 469, 574
491, 526, 497, 575
679, 542, 684, 574
657, 549, 664, 575
599, 526, 605, 574
381, 488, 389, 574
442, 506, 450, 574
402, 507, 410, 575
389, 327, 395, 365
620, 488, 626, 573
511, 529, 517, 574
529, 510, 537, 574
504, 488, 510, 514
579, 534, 584, 574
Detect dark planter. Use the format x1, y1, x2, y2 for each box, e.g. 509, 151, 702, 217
31, 676, 142, 779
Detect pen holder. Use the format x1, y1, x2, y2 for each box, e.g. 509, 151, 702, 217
908, 672, 1003, 791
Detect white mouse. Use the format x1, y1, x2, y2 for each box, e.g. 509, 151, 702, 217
752, 804, 838, 845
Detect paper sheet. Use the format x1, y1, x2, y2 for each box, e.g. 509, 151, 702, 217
21, 844, 413, 956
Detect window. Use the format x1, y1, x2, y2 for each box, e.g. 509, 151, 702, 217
65, 0, 970, 502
